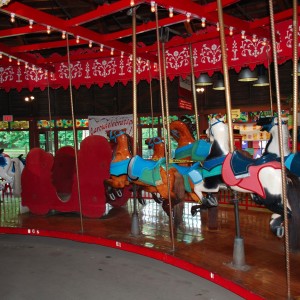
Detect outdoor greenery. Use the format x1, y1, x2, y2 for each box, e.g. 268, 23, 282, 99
0, 131, 29, 157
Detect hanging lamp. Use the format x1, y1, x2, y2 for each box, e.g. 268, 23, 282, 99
238, 68, 258, 82
195, 73, 213, 86
253, 75, 269, 87
213, 76, 225, 90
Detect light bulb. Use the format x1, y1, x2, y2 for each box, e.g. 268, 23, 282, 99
10, 13, 15, 23
100, 44, 104, 52
216, 22, 220, 31
121, 51, 124, 58
130, 0, 134, 7
29, 19, 33, 29
0, 53, 2, 59
241, 30, 246, 39
169, 7, 173, 18
110, 48, 114, 55
8, 56, 12, 62
150, 1, 155, 13
17, 60, 20, 65
186, 12, 191, 23
89, 40, 92, 48
252, 34, 257, 42
201, 17, 206, 28
76, 36, 80, 44
229, 26, 233, 36
62, 31, 66, 39
47, 26, 51, 34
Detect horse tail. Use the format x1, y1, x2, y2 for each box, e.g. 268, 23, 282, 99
173, 171, 185, 202
286, 170, 300, 252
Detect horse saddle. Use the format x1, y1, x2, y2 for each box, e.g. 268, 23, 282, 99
230, 151, 278, 178
172, 162, 203, 193
285, 152, 300, 177
174, 143, 193, 160
191, 139, 211, 162
202, 155, 226, 178
110, 158, 130, 177
127, 155, 163, 186
222, 151, 281, 198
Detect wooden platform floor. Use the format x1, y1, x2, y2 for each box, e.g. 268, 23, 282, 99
1, 197, 300, 300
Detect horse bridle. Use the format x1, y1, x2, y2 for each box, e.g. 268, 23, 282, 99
147, 137, 164, 149
208, 118, 224, 138
108, 130, 126, 143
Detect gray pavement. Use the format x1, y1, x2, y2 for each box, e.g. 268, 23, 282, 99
0, 234, 243, 300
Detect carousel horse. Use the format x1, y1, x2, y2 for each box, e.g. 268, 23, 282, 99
169, 120, 218, 213
204, 115, 300, 250
257, 116, 300, 236
8, 154, 26, 197
0, 149, 14, 191
104, 130, 186, 221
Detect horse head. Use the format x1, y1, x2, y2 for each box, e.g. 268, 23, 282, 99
106, 129, 133, 159
170, 120, 195, 146
207, 114, 226, 141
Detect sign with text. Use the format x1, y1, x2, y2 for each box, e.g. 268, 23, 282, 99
178, 98, 193, 111
88, 114, 133, 137
3, 115, 13, 122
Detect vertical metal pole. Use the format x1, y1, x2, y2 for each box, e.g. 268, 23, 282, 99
189, 44, 200, 140
217, 0, 247, 270
268, 0, 290, 297
292, 0, 299, 154
131, 6, 139, 237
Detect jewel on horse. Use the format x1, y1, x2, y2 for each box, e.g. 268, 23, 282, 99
104, 130, 186, 216
207, 115, 300, 250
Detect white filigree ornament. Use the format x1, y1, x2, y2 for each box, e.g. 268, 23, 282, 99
92, 58, 117, 77
0, 66, 14, 83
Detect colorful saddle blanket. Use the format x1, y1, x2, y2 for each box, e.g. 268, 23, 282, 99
175, 139, 211, 162
172, 162, 203, 193
127, 155, 164, 186
285, 152, 300, 177
230, 151, 278, 178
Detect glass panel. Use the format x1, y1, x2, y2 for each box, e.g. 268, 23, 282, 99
141, 127, 158, 159
77, 130, 90, 149
0, 131, 29, 157
39, 131, 54, 154
58, 130, 75, 148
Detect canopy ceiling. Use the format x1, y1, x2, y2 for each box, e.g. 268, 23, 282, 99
0, 0, 298, 90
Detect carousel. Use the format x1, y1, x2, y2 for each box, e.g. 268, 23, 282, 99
0, 1, 300, 299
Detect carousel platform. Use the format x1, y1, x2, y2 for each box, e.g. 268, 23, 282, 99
0, 196, 299, 300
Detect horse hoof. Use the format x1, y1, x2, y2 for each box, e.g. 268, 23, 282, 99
152, 194, 163, 204
191, 206, 201, 217
138, 198, 146, 205
206, 194, 218, 207
109, 193, 116, 201
115, 189, 123, 198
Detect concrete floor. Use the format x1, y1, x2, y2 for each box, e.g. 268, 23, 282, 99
0, 234, 243, 300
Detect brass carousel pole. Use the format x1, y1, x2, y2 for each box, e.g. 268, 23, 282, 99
155, 6, 175, 251
66, 33, 84, 233
292, 0, 299, 154
217, 0, 248, 270
189, 44, 200, 140
268, 0, 291, 297
131, 5, 140, 237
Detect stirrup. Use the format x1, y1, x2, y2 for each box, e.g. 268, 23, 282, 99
276, 226, 284, 238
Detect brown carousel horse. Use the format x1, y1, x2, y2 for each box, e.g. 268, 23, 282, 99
169, 120, 218, 212
104, 130, 185, 222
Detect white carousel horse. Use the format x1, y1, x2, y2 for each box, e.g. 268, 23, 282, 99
257, 116, 300, 177
203, 115, 300, 250
0, 149, 14, 191
9, 154, 26, 197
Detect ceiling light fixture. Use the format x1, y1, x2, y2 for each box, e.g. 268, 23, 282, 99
195, 73, 213, 86
150, 1, 155, 12
29, 19, 33, 29
130, 0, 134, 7
47, 26, 51, 34
169, 7, 173, 18
186, 12, 191, 23
216, 22, 220, 31
252, 34, 257, 42
100, 44, 104, 52
229, 26, 233, 36
241, 30, 246, 39
24, 95, 35, 102
89, 40, 92, 48
238, 68, 258, 82
201, 17, 206, 28
8, 56, 12, 62
121, 51, 124, 58
213, 77, 225, 90
110, 48, 114, 55
62, 31, 66, 39
253, 75, 269, 87
0, 53, 2, 59
10, 12, 15, 23
76, 36, 80, 43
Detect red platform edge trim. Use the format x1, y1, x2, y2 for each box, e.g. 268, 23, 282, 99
0, 227, 264, 300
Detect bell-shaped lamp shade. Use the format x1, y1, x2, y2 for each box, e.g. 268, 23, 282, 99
195, 73, 213, 86
213, 78, 225, 90
253, 75, 269, 87
238, 68, 258, 82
